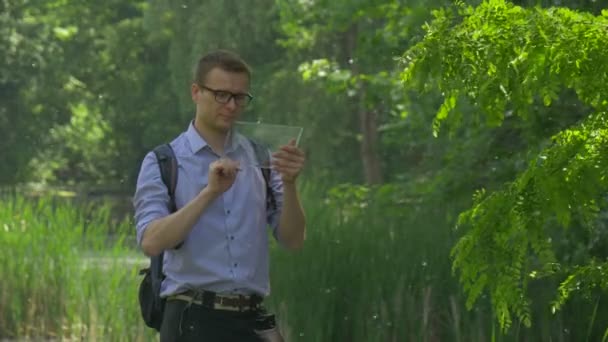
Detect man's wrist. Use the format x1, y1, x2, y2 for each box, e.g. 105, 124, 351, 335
282, 179, 298, 188
201, 186, 222, 198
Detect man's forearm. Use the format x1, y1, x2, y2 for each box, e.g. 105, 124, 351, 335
141, 187, 219, 257
277, 182, 306, 250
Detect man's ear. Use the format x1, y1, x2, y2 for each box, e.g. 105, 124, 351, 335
191, 83, 200, 102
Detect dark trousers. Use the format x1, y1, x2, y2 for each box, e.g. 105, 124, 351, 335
160, 299, 284, 342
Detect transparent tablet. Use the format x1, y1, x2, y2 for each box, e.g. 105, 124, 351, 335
231, 121, 303, 169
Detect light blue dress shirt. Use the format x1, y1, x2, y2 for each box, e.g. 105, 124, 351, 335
133, 122, 283, 297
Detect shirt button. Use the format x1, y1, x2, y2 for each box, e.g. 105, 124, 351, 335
234, 263, 238, 267
226, 209, 231, 214
230, 236, 234, 240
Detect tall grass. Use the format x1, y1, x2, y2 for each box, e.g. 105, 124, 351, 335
267, 183, 608, 341
267, 183, 485, 341
0, 194, 153, 341
2, 186, 606, 341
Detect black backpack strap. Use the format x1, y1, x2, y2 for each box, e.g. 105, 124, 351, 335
246, 138, 277, 211
139, 143, 179, 331
261, 167, 277, 211
150, 143, 180, 274
152, 143, 178, 212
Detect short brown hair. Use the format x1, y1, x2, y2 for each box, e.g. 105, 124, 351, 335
193, 50, 251, 85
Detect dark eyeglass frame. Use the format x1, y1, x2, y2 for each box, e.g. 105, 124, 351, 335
199, 85, 253, 106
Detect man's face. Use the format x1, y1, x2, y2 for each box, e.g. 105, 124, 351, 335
192, 67, 250, 133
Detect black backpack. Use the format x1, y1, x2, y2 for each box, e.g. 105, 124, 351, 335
138, 141, 276, 331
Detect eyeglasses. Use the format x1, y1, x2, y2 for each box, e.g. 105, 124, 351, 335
200, 85, 253, 107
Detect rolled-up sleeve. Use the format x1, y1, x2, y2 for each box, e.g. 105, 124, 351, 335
133, 151, 171, 246
267, 168, 284, 240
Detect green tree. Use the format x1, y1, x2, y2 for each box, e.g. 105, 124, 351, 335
402, 0, 608, 334
277, 0, 454, 184
0, 0, 180, 187
0, 0, 70, 184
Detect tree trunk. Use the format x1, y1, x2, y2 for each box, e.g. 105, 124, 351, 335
345, 24, 383, 185
359, 97, 383, 184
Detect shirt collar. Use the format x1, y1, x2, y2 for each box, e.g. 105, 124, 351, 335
185, 120, 245, 155
185, 121, 209, 154
224, 128, 242, 154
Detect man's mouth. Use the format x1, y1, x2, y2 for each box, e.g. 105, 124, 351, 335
219, 114, 234, 121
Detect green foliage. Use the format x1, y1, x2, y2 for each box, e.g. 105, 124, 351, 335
0, 1, 70, 184
269, 182, 478, 341
552, 260, 608, 313
0, 194, 152, 340
402, 0, 608, 331
3, 185, 605, 340
145, 0, 281, 116
0, 0, 180, 186
402, 0, 608, 134
4, 0, 608, 338
276, 0, 454, 183
453, 113, 608, 329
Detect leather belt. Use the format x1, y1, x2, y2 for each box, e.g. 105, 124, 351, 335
168, 289, 263, 312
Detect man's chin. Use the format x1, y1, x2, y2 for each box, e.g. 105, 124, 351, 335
221, 115, 237, 124
216, 120, 233, 132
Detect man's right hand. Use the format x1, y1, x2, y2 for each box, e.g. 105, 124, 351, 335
141, 157, 240, 257
206, 158, 240, 195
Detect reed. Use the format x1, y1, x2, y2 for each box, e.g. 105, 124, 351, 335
0, 194, 153, 341
1, 186, 605, 341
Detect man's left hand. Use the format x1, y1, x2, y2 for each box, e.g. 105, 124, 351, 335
272, 139, 305, 184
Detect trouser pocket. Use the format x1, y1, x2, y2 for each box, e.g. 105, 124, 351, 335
160, 300, 214, 342
254, 313, 284, 342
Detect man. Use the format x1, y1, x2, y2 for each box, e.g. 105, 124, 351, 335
133, 50, 306, 341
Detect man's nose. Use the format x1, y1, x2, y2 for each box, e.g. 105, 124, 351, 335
225, 96, 238, 110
